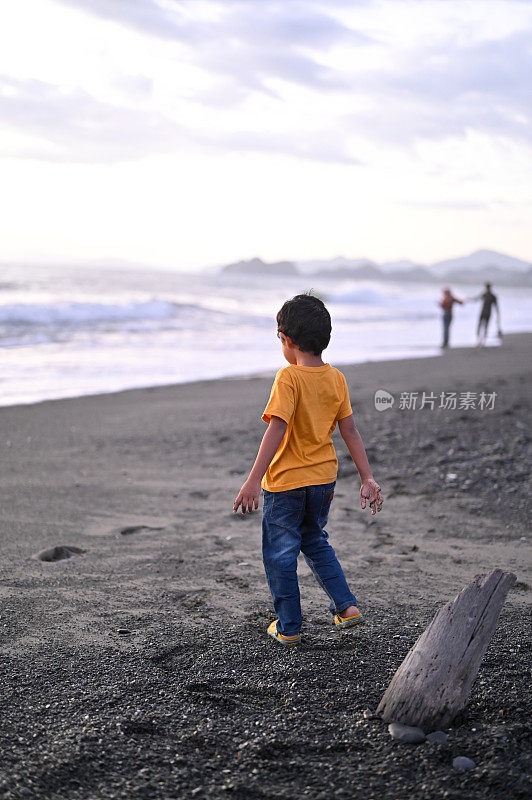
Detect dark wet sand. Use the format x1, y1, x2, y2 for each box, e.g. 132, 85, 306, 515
0, 333, 530, 799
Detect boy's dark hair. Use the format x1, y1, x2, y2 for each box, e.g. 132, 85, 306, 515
276, 293, 331, 356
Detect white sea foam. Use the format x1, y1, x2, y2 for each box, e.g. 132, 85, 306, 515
0, 299, 179, 326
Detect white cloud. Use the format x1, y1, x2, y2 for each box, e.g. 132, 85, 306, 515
0, 0, 530, 264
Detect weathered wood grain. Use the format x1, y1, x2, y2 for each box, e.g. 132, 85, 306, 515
377, 569, 516, 731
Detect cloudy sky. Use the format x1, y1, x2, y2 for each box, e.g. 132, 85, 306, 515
0, 0, 531, 269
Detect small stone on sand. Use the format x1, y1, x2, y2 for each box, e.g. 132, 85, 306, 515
388, 722, 425, 743
453, 756, 475, 771
426, 730, 448, 744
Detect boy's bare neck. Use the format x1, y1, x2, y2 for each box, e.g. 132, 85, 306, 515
292, 352, 326, 367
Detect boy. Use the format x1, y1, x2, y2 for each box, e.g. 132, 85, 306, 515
233, 294, 383, 645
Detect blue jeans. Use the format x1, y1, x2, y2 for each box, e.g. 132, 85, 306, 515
262, 482, 358, 636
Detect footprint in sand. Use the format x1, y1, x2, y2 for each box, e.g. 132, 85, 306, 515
37, 545, 85, 562
119, 525, 165, 536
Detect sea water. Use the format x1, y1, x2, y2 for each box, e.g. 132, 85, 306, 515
0, 263, 530, 406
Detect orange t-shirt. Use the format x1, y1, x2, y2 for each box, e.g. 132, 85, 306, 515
261, 363, 353, 492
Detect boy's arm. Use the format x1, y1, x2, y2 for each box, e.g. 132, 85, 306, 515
233, 416, 287, 515
337, 414, 383, 515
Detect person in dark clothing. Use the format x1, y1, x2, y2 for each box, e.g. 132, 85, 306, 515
475, 283, 500, 346
439, 288, 463, 349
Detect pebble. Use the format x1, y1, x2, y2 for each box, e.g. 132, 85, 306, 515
426, 730, 448, 744
388, 722, 426, 743
363, 708, 378, 719
453, 756, 476, 771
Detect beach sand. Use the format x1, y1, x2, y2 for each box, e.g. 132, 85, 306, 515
0, 333, 530, 799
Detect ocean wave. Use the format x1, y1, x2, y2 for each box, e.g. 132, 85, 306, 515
334, 311, 438, 324
328, 287, 398, 306
0, 299, 196, 327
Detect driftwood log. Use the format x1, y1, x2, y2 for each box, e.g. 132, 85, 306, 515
377, 569, 516, 732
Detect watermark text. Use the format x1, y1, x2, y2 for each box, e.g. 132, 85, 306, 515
374, 389, 497, 411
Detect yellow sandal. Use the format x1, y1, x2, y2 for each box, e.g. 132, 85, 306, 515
334, 611, 364, 629
267, 620, 301, 645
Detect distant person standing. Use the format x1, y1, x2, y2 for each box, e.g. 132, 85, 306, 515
439, 288, 463, 349
474, 283, 500, 346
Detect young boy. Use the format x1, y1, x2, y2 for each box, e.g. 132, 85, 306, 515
233, 294, 383, 645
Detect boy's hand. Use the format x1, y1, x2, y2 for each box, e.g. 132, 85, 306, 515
233, 480, 261, 515
360, 478, 383, 515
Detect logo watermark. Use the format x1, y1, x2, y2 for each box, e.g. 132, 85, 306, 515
374, 389, 497, 411
374, 388, 395, 411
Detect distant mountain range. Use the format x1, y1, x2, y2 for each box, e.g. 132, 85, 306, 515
221, 257, 298, 276
220, 250, 532, 286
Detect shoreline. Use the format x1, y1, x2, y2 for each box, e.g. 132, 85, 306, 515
1, 330, 528, 412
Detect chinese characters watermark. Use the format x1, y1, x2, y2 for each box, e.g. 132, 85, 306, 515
374, 389, 497, 412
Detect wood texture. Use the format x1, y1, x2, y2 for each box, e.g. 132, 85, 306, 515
377, 569, 516, 731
